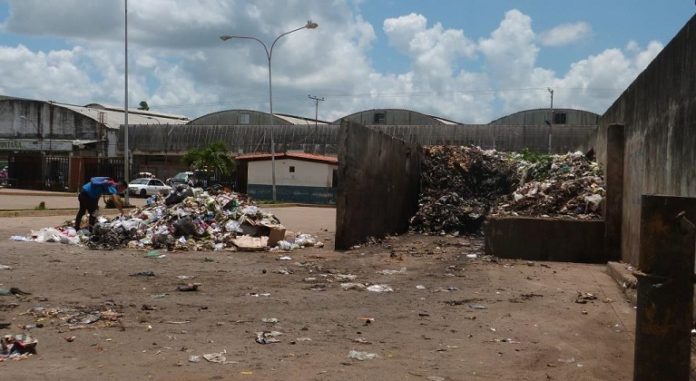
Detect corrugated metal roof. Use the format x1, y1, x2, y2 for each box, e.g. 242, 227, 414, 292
274, 113, 328, 125
235, 152, 338, 165
50, 101, 189, 129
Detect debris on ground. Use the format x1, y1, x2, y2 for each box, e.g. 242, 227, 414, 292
410, 146, 605, 235
255, 331, 282, 344
23, 302, 122, 330
177, 283, 201, 292
575, 292, 598, 304
0, 334, 37, 361
347, 350, 378, 361
15, 188, 323, 252
0, 287, 31, 297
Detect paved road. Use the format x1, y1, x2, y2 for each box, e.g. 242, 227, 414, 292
0, 189, 147, 210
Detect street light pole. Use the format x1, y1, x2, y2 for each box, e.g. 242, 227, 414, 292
123, 0, 130, 206
220, 20, 318, 202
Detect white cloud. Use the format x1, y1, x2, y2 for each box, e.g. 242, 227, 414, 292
0, 2, 667, 123
540, 22, 591, 47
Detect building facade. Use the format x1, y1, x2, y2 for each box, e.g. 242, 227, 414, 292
235, 152, 338, 204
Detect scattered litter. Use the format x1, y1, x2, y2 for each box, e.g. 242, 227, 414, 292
177, 275, 194, 280
353, 337, 372, 344
466, 254, 477, 259
575, 292, 598, 304
376, 267, 407, 275
247, 292, 271, 297
255, 331, 282, 344
427, 377, 445, 381
189, 355, 201, 363
468, 303, 488, 310
278, 256, 292, 261
177, 283, 201, 292
367, 284, 394, 293
416, 285, 427, 290
9, 236, 29, 242
63, 336, 76, 342
0, 334, 37, 361
261, 318, 279, 324
0, 287, 31, 296
129, 271, 155, 277
0, 265, 12, 271
341, 283, 366, 291
165, 321, 191, 325
203, 351, 227, 364
348, 350, 378, 361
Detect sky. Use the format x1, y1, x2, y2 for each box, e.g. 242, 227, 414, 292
0, 0, 693, 123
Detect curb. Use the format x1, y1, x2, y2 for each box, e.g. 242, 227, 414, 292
605, 261, 638, 305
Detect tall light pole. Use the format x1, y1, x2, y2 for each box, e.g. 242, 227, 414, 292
220, 20, 318, 202
123, 0, 130, 206
308, 95, 324, 127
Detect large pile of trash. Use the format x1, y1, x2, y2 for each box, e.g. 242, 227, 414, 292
492, 151, 604, 218
19, 186, 323, 252
410, 146, 519, 234
411, 146, 605, 234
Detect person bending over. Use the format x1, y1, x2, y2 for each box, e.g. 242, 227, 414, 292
75, 177, 127, 230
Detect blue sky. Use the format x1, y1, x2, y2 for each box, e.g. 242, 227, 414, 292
0, 0, 693, 123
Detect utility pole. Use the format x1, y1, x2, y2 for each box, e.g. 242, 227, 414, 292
547, 87, 554, 153
308, 95, 324, 127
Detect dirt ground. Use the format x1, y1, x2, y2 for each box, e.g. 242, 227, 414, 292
0, 207, 635, 380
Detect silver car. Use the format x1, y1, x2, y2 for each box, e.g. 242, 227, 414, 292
128, 178, 172, 197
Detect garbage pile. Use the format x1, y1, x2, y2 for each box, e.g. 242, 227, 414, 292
19, 187, 323, 252
411, 146, 605, 234
410, 145, 519, 234
492, 151, 604, 218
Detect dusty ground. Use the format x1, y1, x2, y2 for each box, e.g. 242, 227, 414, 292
0, 205, 635, 380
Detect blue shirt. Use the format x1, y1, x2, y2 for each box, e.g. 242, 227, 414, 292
82, 177, 118, 199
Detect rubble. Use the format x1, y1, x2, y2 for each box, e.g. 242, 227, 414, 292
411, 146, 605, 234
17, 188, 322, 252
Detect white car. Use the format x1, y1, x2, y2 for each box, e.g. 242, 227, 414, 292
128, 178, 172, 197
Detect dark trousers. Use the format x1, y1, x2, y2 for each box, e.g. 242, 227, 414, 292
75, 191, 99, 230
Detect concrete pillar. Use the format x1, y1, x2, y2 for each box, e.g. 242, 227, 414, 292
604, 124, 624, 261
634, 195, 696, 381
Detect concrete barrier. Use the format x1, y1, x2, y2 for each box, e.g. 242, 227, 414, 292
484, 216, 606, 263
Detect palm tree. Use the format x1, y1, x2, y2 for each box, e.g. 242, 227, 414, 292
182, 141, 236, 176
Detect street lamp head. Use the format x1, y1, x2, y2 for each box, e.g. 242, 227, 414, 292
220, 35, 233, 41
305, 20, 318, 29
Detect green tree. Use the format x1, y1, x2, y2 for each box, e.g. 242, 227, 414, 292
138, 101, 150, 111
182, 141, 236, 176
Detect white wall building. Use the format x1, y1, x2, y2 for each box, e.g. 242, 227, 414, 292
235, 152, 337, 204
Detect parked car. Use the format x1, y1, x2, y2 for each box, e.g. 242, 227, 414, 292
128, 178, 172, 197
166, 171, 198, 187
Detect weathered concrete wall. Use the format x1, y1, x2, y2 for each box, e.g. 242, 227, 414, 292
124, 123, 596, 156
335, 120, 422, 250
484, 217, 606, 263
596, 14, 696, 265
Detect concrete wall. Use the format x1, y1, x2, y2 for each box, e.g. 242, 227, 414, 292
335, 120, 422, 250
125, 123, 596, 156
592, 14, 696, 265
484, 217, 606, 263
247, 159, 335, 187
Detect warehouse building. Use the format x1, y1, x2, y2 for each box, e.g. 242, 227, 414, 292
0, 96, 188, 190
